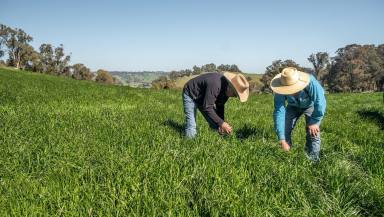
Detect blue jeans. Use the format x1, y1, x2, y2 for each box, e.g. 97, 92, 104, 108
285, 106, 321, 161
183, 92, 218, 138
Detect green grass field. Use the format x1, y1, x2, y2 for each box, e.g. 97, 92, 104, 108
0, 67, 383, 216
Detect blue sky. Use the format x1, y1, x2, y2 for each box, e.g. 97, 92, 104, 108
1, 0, 383, 73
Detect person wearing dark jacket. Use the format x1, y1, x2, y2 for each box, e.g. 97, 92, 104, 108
182, 72, 249, 138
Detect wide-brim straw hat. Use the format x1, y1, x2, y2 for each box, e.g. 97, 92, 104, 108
223, 72, 249, 102
270, 67, 310, 95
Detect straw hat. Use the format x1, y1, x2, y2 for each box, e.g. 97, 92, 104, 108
270, 67, 310, 95
223, 72, 249, 102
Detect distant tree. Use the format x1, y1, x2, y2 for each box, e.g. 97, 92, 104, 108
217, 64, 242, 72
0, 24, 9, 58
53, 44, 70, 75
192, 65, 202, 75
38, 43, 70, 75
260, 59, 305, 92
229, 64, 241, 72
19, 44, 39, 70
95, 69, 114, 84
72, 63, 93, 80
327, 44, 383, 92
217, 64, 230, 71
201, 63, 217, 72
169, 71, 179, 80
364, 45, 383, 91
183, 69, 193, 76
308, 52, 330, 83
61, 66, 72, 77
4, 26, 33, 68
0, 24, 39, 70
38, 43, 54, 73
375, 44, 384, 91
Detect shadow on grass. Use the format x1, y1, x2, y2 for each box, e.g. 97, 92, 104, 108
163, 119, 184, 136
357, 110, 384, 130
235, 124, 267, 140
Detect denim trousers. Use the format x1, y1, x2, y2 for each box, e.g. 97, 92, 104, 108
285, 105, 321, 161
183, 92, 218, 138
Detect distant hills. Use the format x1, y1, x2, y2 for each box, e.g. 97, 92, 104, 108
109, 71, 168, 88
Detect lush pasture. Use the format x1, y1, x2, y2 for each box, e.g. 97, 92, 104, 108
0, 68, 383, 216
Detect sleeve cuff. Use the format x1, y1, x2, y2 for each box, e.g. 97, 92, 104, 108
217, 119, 224, 127
277, 133, 285, 140
308, 118, 321, 126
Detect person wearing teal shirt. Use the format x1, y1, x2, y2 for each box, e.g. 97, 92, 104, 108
270, 67, 326, 161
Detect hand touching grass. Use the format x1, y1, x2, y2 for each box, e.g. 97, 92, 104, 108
219, 122, 232, 135
279, 140, 291, 151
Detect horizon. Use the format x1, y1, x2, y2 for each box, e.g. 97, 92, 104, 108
1, 0, 384, 73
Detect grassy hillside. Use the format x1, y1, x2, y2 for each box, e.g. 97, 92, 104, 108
174, 74, 199, 88
0, 67, 383, 216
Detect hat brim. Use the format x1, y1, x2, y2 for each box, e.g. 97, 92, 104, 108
223, 72, 249, 102
270, 71, 310, 95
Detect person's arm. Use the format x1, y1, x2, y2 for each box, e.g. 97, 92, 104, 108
215, 96, 228, 121
307, 76, 326, 125
215, 103, 225, 120
201, 83, 224, 127
273, 93, 286, 140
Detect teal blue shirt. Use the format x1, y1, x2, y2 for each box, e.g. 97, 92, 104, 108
273, 75, 326, 140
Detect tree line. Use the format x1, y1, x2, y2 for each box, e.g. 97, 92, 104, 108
152, 63, 242, 89
153, 44, 384, 93
0, 24, 118, 85
168, 63, 241, 80
261, 44, 384, 92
